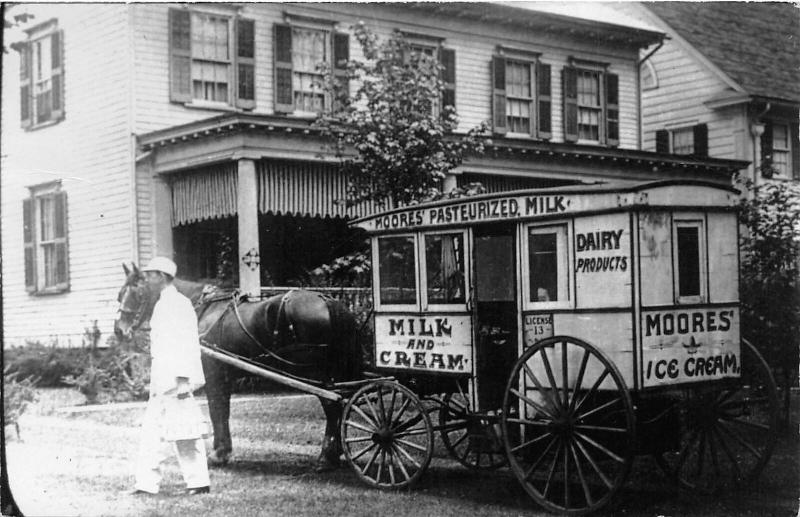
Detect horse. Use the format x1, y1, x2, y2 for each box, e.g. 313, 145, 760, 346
114, 263, 362, 469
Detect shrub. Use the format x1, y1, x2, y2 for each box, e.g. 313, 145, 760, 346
4, 367, 38, 439
4, 343, 86, 387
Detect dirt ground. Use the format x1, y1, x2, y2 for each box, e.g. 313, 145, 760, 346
4, 389, 799, 517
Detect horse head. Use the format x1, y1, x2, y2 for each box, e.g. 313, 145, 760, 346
114, 262, 157, 342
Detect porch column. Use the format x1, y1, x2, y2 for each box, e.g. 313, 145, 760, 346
237, 158, 261, 296
152, 175, 174, 259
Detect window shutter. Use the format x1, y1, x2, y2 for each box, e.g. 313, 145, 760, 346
50, 30, 65, 121
655, 129, 669, 153
536, 62, 551, 140
563, 66, 578, 143
236, 18, 256, 110
760, 122, 773, 177
20, 43, 33, 129
605, 73, 619, 147
692, 123, 708, 157
169, 9, 192, 103
54, 191, 69, 289
273, 24, 294, 113
332, 32, 350, 113
491, 56, 507, 135
791, 123, 799, 180
440, 48, 456, 114
22, 197, 36, 292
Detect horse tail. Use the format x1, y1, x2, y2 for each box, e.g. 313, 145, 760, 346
325, 297, 360, 382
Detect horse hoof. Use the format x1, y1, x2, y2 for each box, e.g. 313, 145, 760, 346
207, 451, 230, 467
314, 455, 341, 472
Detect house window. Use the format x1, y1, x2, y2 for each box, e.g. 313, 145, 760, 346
563, 63, 618, 146
771, 123, 790, 176
292, 27, 329, 113
17, 21, 64, 129
672, 127, 694, 155
655, 124, 708, 157
169, 9, 255, 109
23, 183, 69, 294
576, 70, 601, 142
491, 51, 551, 138
673, 219, 706, 303
527, 224, 569, 306
401, 35, 456, 118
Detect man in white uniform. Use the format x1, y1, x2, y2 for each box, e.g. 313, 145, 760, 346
131, 256, 211, 495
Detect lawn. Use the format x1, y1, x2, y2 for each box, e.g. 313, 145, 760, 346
5, 389, 799, 517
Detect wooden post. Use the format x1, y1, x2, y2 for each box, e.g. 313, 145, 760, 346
237, 158, 261, 296
152, 174, 174, 258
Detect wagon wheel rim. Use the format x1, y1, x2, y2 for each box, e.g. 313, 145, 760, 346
341, 380, 434, 489
654, 339, 779, 493
439, 391, 506, 470
501, 336, 636, 515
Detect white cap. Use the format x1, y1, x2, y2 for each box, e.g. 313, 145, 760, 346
142, 256, 177, 277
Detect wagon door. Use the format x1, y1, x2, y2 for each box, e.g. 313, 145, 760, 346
473, 223, 518, 410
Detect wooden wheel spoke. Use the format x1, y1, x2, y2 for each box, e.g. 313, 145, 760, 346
717, 420, 764, 460
351, 442, 378, 462
522, 362, 562, 413
351, 404, 378, 430
523, 435, 558, 480
569, 349, 591, 413
575, 432, 625, 464
563, 441, 571, 509
387, 447, 397, 485
390, 444, 413, 480
561, 340, 570, 408
574, 424, 628, 433
708, 426, 722, 478
576, 397, 622, 422
542, 440, 563, 499
345, 418, 377, 435
362, 445, 381, 475
451, 431, 469, 450
440, 420, 469, 432
570, 443, 594, 506
574, 437, 613, 489
377, 384, 387, 425
377, 449, 386, 483
511, 430, 553, 453
364, 393, 383, 428
539, 347, 564, 410
395, 437, 428, 453
712, 426, 743, 479
392, 441, 423, 468
720, 416, 772, 432
395, 425, 429, 438
573, 370, 610, 415
695, 429, 707, 477
391, 398, 412, 428
511, 388, 558, 420
345, 435, 375, 444
507, 417, 552, 427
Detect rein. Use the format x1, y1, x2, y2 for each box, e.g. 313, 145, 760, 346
196, 289, 311, 368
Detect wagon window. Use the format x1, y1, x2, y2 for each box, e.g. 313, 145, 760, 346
528, 225, 568, 303
675, 221, 703, 299
377, 236, 417, 305
425, 233, 465, 304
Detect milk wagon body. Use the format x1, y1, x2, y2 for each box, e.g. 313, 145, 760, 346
338, 179, 778, 514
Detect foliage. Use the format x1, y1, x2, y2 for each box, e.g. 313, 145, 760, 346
3, 367, 38, 439
737, 179, 800, 389
62, 335, 150, 404
316, 23, 487, 208
4, 343, 86, 387
306, 244, 371, 288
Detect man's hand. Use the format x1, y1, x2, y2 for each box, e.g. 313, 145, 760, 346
176, 377, 191, 399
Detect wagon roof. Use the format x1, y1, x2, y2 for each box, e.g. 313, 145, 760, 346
350, 179, 739, 233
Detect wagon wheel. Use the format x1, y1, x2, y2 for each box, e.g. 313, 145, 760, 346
655, 339, 779, 493
439, 390, 506, 470
341, 380, 434, 489
501, 336, 636, 515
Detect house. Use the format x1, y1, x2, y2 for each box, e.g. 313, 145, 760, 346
1, 2, 747, 347
615, 2, 800, 183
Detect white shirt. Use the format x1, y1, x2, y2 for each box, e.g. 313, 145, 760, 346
149, 284, 206, 395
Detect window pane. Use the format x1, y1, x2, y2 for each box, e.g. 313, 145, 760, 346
43, 243, 57, 287
425, 233, 465, 304
529, 231, 560, 302
378, 236, 417, 304
672, 128, 694, 155
773, 124, 788, 148
39, 196, 55, 241
677, 226, 700, 297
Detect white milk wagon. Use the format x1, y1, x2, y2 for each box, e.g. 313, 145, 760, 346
342, 179, 778, 514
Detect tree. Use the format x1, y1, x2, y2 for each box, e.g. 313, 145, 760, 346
737, 178, 800, 424
316, 22, 487, 209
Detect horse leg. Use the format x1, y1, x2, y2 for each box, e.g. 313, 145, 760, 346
316, 397, 344, 471
203, 357, 233, 466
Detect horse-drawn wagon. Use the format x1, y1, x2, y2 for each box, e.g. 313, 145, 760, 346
116, 179, 778, 515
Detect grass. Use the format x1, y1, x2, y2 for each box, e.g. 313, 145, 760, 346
5, 388, 800, 517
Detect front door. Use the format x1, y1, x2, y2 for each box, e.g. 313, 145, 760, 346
473, 223, 518, 411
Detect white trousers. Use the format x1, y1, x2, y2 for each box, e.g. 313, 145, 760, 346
134, 396, 210, 493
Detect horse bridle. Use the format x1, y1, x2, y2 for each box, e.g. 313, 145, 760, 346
118, 280, 149, 332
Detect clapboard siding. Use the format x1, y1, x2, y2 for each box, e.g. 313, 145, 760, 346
1, 4, 134, 346
131, 3, 642, 148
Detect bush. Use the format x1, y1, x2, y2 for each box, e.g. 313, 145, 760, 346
4, 343, 86, 387
4, 367, 38, 439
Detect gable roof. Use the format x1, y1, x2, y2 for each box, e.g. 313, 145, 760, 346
646, 2, 800, 104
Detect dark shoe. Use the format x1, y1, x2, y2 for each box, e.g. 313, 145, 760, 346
125, 489, 156, 496
186, 486, 210, 495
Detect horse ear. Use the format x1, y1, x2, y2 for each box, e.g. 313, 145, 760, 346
133, 263, 140, 276
123, 263, 131, 276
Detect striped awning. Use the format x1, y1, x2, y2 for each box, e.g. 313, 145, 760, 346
171, 163, 238, 226
257, 160, 376, 219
